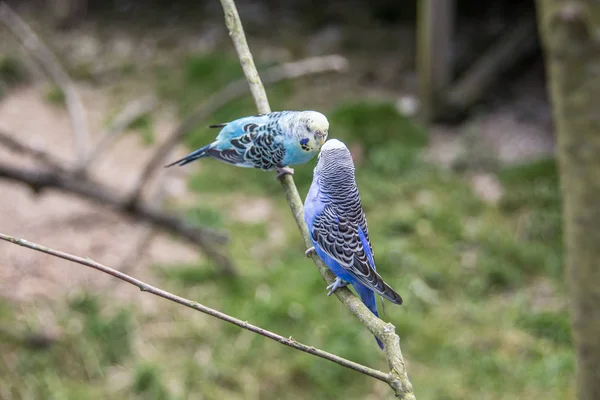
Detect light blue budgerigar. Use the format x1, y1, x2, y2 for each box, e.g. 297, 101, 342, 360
304, 139, 403, 349
165, 110, 329, 178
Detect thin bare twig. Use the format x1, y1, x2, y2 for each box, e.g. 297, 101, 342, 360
218, 0, 414, 397
127, 54, 348, 206
0, 232, 392, 383
0, 161, 234, 274
84, 95, 159, 170
0, 3, 90, 165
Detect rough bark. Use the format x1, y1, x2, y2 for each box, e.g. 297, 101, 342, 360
537, 2, 600, 399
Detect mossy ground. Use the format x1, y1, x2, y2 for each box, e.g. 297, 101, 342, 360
0, 53, 573, 399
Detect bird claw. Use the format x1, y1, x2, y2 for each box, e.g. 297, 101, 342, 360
305, 247, 315, 257
326, 277, 348, 296
275, 166, 295, 179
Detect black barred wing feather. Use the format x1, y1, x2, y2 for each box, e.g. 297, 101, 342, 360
207, 147, 246, 166
243, 130, 286, 170
210, 130, 285, 170
311, 205, 403, 304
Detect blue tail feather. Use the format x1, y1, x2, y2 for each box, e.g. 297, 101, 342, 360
165, 144, 211, 167
354, 283, 384, 350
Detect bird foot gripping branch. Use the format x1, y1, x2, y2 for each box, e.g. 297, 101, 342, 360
304, 246, 316, 257
326, 277, 349, 296
275, 166, 295, 179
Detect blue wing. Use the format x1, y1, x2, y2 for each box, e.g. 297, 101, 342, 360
165, 112, 291, 169
210, 113, 289, 169
358, 224, 388, 314
358, 226, 375, 270
213, 112, 290, 141
310, 206, 403, 305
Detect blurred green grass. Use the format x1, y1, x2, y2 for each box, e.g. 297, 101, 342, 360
0, 53, 573, 400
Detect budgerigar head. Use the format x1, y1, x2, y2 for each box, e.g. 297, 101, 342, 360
314, 138, 355, 178
295, 111, 329, 153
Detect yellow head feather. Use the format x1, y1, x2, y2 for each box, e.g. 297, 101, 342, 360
305, 111, 329, 132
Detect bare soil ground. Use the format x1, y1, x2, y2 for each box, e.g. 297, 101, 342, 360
0, 85, 199, 304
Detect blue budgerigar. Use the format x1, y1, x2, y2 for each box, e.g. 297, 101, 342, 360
304, 139, 403, 349
165, 111, 329, 178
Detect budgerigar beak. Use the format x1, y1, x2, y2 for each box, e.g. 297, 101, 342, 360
317, 132, 328, 146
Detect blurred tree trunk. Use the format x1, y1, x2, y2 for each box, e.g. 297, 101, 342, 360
416, 0, 454, 126
537, 1, 600, 399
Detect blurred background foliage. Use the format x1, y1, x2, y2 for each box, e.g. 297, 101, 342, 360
0, 1, 572, 399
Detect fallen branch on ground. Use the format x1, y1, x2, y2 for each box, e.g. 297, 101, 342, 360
0, 161, 234, 274
0, 232, 392, 383
218, 0, 414, 398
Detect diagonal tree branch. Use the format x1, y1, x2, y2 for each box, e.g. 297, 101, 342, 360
218, 0, 415, 398
0, 232, 392, 383
0, 2, 90, 165
220, 3, 270, 113
127, 54, 348, 206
